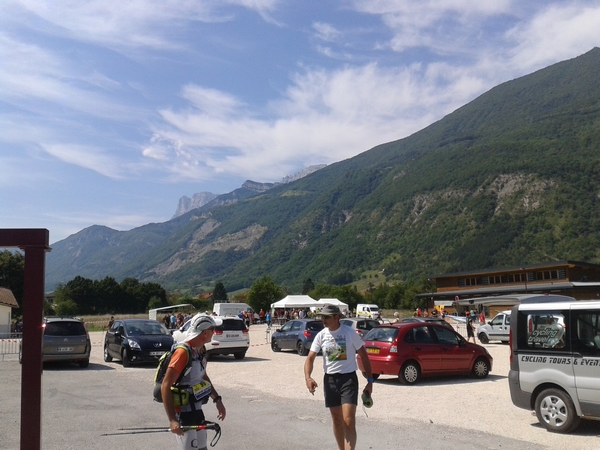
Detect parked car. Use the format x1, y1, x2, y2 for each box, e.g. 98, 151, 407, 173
20, 317, 91, 368
358, 322, 493, 384
104, 319, 173, 367
271, 319, 324, 356
340, 318, 380, 339
172, 315, 249, 359
477, 310, 511, 343
401, 317, 454, 330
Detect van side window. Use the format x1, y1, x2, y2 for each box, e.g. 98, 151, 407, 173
524, 313, 566, 350
572, 312, 600, 356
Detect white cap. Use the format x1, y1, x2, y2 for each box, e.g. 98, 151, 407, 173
184, 314, 223, 342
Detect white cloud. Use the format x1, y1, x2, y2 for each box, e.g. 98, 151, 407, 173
143, 60, 490, 182
313, 22, 342, 42
42, 144, 131, 179
4, 0, 280, 52
505, 5, 600, 72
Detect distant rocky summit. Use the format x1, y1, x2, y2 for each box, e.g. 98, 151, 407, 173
172, 192, 218, 219
280, 165, 327, 183
172, 165, 327, 218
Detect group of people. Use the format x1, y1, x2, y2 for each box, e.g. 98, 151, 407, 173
163, 312, 192, 330
160, 304, 371, 450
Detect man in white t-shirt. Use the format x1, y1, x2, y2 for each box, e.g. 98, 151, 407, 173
304, 304, 373, 450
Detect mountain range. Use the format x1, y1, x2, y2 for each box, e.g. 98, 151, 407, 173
46, 48, 600, 294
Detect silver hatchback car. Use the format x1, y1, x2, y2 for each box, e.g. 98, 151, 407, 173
340, 317, 380, 340
20, 317, 91, 368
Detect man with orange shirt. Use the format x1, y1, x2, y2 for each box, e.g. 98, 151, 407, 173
161, 314, 226, 450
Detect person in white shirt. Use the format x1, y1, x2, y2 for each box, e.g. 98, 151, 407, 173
304, 304, 373, 450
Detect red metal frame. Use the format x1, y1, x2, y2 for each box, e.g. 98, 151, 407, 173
0, 229, 50, 450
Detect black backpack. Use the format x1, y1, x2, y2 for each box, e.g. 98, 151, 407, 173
153, 343, 193, 403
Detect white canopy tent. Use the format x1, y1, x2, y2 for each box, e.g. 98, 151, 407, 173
270, 295, 318, 309
314, 298, 349, 315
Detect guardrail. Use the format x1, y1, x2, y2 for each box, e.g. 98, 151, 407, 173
0, 333, 22, 361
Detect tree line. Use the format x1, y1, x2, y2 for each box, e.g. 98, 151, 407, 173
52, 276, 168, 316
1, 249, 434, 319
243, 275, 435, 315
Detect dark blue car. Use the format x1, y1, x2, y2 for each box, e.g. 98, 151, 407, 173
271, 319, 324, 356
104, 319, 173, 366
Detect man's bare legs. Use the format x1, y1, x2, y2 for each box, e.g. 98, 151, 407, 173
329, 404, 357, 450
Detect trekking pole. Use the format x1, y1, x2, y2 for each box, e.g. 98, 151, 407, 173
101, 422, 222, 446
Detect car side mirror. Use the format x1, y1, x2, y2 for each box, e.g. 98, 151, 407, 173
487, 321, 492, 325
458, 338, 466, 347
114, 330, 122, 337
276, 328, 282, 332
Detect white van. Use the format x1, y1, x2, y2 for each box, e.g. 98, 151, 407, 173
212, 302, 254, 317
509, 295, 600, 433
477, 310, 511, 343
356, 304, 381, 320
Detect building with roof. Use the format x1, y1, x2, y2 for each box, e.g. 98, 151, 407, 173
418, 260, 600, 315
0, 287, 19, 334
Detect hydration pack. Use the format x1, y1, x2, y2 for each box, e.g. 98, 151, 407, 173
153, 343, 193, 403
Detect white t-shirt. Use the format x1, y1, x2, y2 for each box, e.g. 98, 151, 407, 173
310, 324, 364, 374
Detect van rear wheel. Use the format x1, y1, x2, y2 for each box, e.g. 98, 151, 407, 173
535, 388, 580, 433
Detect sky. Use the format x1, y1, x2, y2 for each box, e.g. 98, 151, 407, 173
2, 1, 600, 245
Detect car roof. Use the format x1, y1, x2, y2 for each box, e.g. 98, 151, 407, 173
44, 316, 83, 322
341, 317, 376, 322
118, 319, 160, 324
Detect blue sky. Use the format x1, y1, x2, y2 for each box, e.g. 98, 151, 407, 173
2, 1, 599, 245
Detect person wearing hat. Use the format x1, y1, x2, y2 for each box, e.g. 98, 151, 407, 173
161, 314, 226, 450
465, 311, 476, 343
304, 304, 374, 450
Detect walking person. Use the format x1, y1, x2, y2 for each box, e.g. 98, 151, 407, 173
466, 311, 476, 343
304, 304, 374, 450
161, 314, 226, 450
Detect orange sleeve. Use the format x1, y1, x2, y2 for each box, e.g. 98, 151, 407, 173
168, 347, 189, 374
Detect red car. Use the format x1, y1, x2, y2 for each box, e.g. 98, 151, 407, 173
357, 322, 493, 384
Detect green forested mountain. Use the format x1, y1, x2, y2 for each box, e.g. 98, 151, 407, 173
46, 48, 600, 293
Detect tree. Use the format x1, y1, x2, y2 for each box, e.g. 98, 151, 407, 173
246, 275, 283, 313
0, 250, 24, 316
54, 299, 78, 316
302, 278, 315, 295
213, 282, 228, 302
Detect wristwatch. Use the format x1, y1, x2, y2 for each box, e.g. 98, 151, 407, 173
367, 377, 374, 383
213, 395, 222, 403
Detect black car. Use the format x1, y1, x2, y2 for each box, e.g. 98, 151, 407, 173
271, 319, 324, 356
104, 319, 173, 367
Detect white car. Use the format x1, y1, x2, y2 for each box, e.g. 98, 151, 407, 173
172, 315, 249, 360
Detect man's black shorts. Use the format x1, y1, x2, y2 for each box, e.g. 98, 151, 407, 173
323, 372, 358, 408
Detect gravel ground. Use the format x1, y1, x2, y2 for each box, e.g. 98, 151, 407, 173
2, 324, 600, 449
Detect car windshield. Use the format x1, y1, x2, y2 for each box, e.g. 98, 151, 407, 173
364, 327, 398, 342
44, 321, 86, 336
126, 322, 168, 336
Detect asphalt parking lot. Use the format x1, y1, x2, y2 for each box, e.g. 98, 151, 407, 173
1, 324, 599, 449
